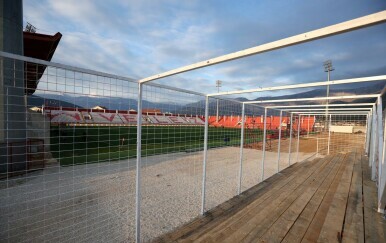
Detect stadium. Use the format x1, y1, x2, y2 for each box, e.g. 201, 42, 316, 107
1, 1, 386, 243
38, 105, 320, 166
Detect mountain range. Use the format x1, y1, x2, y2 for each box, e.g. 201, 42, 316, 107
29, 82, 385, 116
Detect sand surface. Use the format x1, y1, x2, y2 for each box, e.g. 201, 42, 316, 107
0, 146, 316, 242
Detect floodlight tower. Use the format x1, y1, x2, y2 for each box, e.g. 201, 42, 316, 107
216, 80, 222, 122
323, 60, 334, 131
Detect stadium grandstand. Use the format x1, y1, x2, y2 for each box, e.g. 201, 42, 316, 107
42, 106, 315, 131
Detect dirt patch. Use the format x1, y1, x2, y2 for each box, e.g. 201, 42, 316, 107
244, 132, 366, 155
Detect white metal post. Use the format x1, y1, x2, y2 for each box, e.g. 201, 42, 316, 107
379, 110, 386, 213
365, 114, 369, 151
296, 115, 301, 162
288, 113, 293, 166
201, 96, 210, 214
135, 83, 143, 243
238, 103, 245, 194
307, 114, 310, 137
366, 113, 372, 155
371, 104, 377, 180
369, 110, 375, 166
327, 114, 332, 155
261, 108, 268, 180
377, 97, 383, 191
277, 110, 283, 173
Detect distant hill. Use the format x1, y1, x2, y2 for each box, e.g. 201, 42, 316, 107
28, 95, 82, 108
180, 82, 385, 116
29, 81, 384, 116
29, 93, 184, 112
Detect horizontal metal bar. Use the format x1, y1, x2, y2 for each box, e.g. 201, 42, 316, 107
244, 94, 379, 104
281, 108, 372, 111
139, 10, 386, 83
291, 112, 369, 114
208, 75, 386, 97
0, 51, 212, 98
144, 82, 206, 96
266, 103, 375, 108
0, 51, 137, 83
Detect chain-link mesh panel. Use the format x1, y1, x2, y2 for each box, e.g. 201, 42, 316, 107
205, 98, 242, 210
0, 56, 137, 242
140, 83, 205, 241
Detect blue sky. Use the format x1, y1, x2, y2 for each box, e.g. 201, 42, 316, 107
24, 0, 386, 99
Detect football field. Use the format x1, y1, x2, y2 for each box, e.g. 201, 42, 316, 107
50, 125, 265, 166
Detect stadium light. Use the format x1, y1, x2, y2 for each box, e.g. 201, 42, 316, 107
323, 60, 334, 130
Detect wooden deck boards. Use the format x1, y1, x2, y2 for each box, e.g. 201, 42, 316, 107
153, 150, 386, 243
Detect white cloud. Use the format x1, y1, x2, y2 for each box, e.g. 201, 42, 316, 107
23, 0, 386, 99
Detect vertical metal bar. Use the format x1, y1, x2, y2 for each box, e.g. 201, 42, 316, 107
377, 97, 383, 190
216, 99, 219, 122
288, 113, 293, 166
379, 110, 386, 212
325, 70, 330, 130
371, 105, 377, 180
327, 114, 332, 155
296, 115, 301, 162
307, 114, 310, 137
364, 114, 369, 151
135, 83, 143, 243
369, 107, 375, 167
238, 103, 245, 195
366, 113, 372, 156
327, 114, 331, 154
277, 110, 283, 173
201, 96, 210, 214
261, 108, 268, 180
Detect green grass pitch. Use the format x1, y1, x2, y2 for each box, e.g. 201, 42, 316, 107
50, 125, 264, 166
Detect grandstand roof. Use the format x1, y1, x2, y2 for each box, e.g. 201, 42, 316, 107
24, 31, 62, 95
143, 109, 161, 114
92, 106, 107, 110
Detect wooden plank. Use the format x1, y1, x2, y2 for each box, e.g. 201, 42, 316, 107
301, 153, 352, 243
174, 159, 323, 242
263, 153, 346, 243
238, 155, 342, 243
158, 162, 308, 242
317, 152, 356, 243
282, 153, 348, 243
342, 151, 364, 243
201, 156, 334, 243
154, 161, 307, 242
362, 154, 386, 242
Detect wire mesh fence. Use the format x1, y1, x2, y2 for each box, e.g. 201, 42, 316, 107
204, 98, 242, 211
261, 109, 292, 179
0, 55, 138, 242
0, 52, 377, 243
240, 104, 264, 193
139, 83, 206, 241
302, 114, 367, 157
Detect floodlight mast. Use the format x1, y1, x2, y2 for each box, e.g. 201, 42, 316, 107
216, 80, 222, 122
323, 60, 334, 131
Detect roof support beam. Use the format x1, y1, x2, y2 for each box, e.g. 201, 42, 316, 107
139, 10, 386, 83
207, 75, 386, 97
243, 94, 379, 104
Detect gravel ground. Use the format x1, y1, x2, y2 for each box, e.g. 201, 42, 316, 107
0, 147, 315, 242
